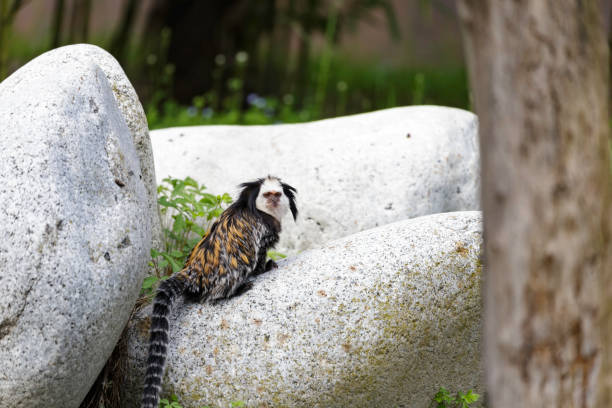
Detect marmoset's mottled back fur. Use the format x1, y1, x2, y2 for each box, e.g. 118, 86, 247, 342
141, 176, 297, 408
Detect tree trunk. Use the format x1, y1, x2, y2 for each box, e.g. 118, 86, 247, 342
457, 1, 612, 407
140, 0, 275, 103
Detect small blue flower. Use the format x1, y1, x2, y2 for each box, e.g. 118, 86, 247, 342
246, 93, 259, 105
247, 93, 267, 109
202, 108, 213, 119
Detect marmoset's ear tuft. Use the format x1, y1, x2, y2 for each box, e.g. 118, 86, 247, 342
281, 182, 298, 221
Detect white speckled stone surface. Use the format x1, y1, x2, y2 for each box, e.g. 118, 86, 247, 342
0, 45, 154, 407
123, 211, 483, 408
53, 44, 163, 249
150, 106, 480, 255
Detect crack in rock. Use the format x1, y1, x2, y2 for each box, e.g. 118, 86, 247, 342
0, 276, 40, 340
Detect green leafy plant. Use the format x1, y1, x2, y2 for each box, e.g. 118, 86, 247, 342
431, 387, 480, 408
159, 394, 183, 408
158, 394, 244, 408
142, 176, 232, 296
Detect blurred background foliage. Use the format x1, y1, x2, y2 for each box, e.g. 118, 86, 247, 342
1, 0, 471, 128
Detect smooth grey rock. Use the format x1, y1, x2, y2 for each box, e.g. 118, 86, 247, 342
123, 211, 483, 408
151, 106, 480, 255
0, 45, 154, 407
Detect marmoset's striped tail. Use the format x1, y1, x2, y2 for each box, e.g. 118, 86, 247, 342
141, 276, 185, 408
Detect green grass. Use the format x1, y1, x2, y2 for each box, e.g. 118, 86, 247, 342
145, 55, 470, 130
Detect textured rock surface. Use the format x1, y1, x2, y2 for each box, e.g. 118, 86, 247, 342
123, 211, 483, 408
54, 44, 162, 249
0, 45, 154, 407
151, 106, 480, 254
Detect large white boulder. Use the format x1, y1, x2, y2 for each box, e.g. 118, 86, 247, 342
123, 211, 483, 408
0, 45, 155, 407
151, 106, 480, 255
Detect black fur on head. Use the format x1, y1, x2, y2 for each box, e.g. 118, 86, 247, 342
236, 178, 264, 214
234, 176, 298, 221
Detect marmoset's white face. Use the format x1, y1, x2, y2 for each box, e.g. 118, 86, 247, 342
255, 177, 290, 222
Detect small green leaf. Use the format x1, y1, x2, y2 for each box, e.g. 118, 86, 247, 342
464, 390, 479, 403
142, 276, 159, 290
161, 253, 183, 273
158, 196, 177, 209
170, 250, 184, 258
191, 202, 204, 214
267, 250, 287, 261
183, 177, 199, 187
191, 224, 206, 236
433, 387, 452, 405
431, 387, 479, 408
221, 193, 233, 203
200, 194, 217, 207
172, 214, 187, 233
167, 230, 183, 242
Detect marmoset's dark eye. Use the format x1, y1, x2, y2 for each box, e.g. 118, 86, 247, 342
263, 191, 282, 198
